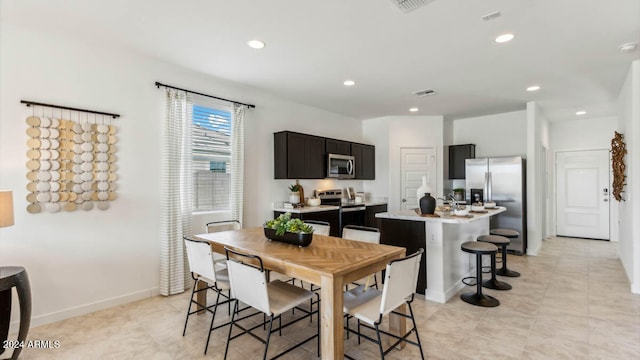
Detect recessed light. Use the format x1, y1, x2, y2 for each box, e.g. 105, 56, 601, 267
495, 33, 515, 43
247, 40, 265, 49
576, 110, 587, 116
343, 80, 356, 86
409, 107, 419, 112
526, 85, 541, 92
619, 42, 638, 53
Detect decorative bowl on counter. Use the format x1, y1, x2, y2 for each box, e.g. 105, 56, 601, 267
306, 198, 321, 206
471, 203, 485, 212
263, 228, 313, 247
454, 207, 469, 216
485, 201, 496, 209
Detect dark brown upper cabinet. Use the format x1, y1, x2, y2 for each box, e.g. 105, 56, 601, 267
448, 144, 475, 179
325, 138, 351, 156
274, 131, 325, 179
352, 143, 375, 180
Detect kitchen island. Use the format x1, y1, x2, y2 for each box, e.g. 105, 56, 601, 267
375, 207, 506, 303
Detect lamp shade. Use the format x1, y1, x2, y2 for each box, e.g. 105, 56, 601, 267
0, 190, 15, 228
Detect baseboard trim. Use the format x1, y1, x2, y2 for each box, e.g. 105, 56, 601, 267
9, 287, 160, 333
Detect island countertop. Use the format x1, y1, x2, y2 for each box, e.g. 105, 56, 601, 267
375, 207, 506, 224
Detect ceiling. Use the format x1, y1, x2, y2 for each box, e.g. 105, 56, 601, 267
2, 0, 639, 121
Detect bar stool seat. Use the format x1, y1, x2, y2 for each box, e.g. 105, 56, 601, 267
460, 241, 499, 307
477, 235, 512, 291
488, 229, 521, 277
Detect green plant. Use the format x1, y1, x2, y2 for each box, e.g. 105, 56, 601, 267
264, 212, 313, 235
452, 188, 465, 192
288, 184, 300, 192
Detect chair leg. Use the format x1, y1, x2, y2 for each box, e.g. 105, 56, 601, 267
223, 300, 239, 360
204, 290, 221, 354
408, 302, 425, 360
182, 280, 198, 336
227, 289, 231, 315
373, 273, 379, 289
346, 315, 350, 340
374, 323, 385, 359
357, 319, 362, 344
263, 315, 274, 360
317, 297, 321, 357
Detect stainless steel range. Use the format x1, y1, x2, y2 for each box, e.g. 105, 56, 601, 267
316, 189, 366, 236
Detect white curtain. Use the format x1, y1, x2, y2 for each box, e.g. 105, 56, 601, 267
231, 104, 246, 226
160, 89, 193, 296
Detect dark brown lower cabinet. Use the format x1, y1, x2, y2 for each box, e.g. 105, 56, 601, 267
365, 204, 387, 228
377, 218, 427, 294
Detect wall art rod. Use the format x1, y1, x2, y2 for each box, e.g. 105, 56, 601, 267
20, 100, 120, 118
154, 81, 256, 108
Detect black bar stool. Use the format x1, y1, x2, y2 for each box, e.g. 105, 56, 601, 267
489, 229, 521, 277
477, 235, 512, 290
460, 241, 499, 307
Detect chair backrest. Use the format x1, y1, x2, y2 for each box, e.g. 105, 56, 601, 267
304, 220, 331, 236
342, 225, 380, 244
184, 237, 218, 282
224, 247, 270, 315
206, 220, 241, 233
379, 248, 424, 316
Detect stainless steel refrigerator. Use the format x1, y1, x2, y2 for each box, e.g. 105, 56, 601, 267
465, 156, 527, 254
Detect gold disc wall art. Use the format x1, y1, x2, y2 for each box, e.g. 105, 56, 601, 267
25, 116, 118, 213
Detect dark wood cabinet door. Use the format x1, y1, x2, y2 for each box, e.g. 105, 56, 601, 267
287, 132, 308, 179
325, 139, 351, 155
352, 143, 375, 180
378, 218, 427, 294
365, 204, 387, 228
305, 135, 325, 179
448, 144, 475, 179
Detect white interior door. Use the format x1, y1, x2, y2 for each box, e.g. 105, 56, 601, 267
400, 147, 436, 211
556, 150, 610, 240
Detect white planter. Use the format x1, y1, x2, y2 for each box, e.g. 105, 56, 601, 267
289, 193, 300, 204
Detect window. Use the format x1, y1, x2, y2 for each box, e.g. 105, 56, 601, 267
192, 103, 232, 212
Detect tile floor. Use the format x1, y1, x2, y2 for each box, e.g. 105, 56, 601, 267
13, 236, 640, 359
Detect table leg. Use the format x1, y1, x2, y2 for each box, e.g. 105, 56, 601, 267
389, 303, 407, 350
320, 274, 343, 360
195, 280, 207, 315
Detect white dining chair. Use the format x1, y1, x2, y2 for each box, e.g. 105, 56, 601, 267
223, 247, 320, 360
343, 248, 425, 360
205, 220, 241, 268
182, 236, 233, 355
304, 220, 331, 236
342, 225, 381, 289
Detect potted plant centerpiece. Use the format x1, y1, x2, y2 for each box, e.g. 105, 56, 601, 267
263, 212, 314, 247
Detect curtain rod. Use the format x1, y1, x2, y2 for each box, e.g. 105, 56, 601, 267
155, 82, 256, 108
20, 100, 121, 118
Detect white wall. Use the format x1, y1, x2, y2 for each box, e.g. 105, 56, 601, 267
0, 22, 361, 327
451, 110, 527, 158
617, 60, 640, 293
549, 116, 619, 240
526, 102, 549, 256
363, 116, 444, 211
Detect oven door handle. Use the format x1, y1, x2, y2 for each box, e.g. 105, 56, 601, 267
341, 206, 366, 212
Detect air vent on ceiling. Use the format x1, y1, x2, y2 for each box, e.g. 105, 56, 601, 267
482, 11, 501, 21
414, 89, 436, 97
389, 0, 437, 13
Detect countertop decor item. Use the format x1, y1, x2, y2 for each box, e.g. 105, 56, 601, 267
419, 193, 436, 215
416, 176, 432, 203
263, 212, 314, 247
611, 131, 627, 201
288, 184, 301, 204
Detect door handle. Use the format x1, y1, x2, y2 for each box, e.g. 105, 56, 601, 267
402, 199, 407, 203
603, 199, 608, 202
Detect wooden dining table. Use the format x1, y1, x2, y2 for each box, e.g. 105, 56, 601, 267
194, 227, 407, 359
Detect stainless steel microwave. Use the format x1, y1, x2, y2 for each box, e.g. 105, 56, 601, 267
327, 153, 355, 179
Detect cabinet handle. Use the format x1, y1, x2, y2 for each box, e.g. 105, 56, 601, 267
402, 198, 407, 203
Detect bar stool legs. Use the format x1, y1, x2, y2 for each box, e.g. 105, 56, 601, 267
482, 252, 512, 290
489, 229, 522, 278
460, 242, 499, 307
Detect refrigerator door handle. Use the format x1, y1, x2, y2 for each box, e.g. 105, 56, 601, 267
484, 172, 489, 202
488, 172, 492, 201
